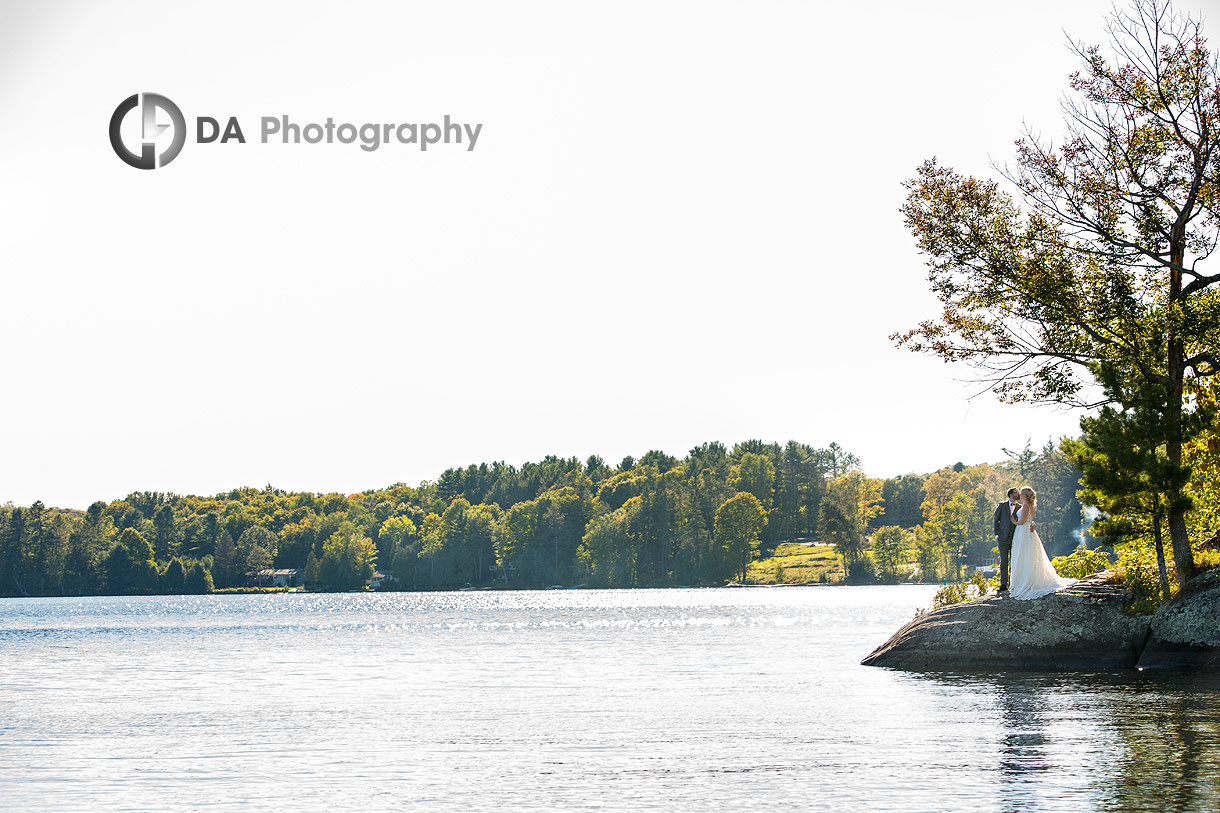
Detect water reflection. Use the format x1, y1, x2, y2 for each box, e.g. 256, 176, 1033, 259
913, 671, 1220, 812
995, 678, 1052, 798
1099, 672, 1220, 812
3, 589, 1218, 811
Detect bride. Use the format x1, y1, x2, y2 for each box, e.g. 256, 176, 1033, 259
1009, 486, 1074, 600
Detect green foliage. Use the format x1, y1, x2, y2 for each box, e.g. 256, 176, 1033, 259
213, 586, 293, 594
1051, 547, 1111, 580
914, 522, 945, 583
578, 498, 641, 588
237, 525, 278, 574
714, 492, 767, 582
212, 531, 237, 588
319, 531, 378, 590
0, 435, 1103, 596
152, 504, 176, 561
160, 558, 186, 594
880, 475, 925, 529
1117, 542, 1176, 615
104, 529, 158, 595
820, 478, 863, 568
378, 515, 417, 562
732, 453, 776, 511
184, 561, 213, 594
304, 551, 321, 586
846, 555, 877, 584
1062, 361, 1204, 592
1197, 548, 1220, 572
872, 526, 911, 579
918, 571, 991, 616
895, 1, 1220, 584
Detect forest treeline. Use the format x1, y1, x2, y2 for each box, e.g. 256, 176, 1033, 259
0, 439, 1087, 597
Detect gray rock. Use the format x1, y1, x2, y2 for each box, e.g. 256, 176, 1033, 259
861, 572, 1151, 671
1136, 570, 1220, 669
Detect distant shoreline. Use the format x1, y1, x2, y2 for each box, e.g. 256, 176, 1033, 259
0, 581, 941, 599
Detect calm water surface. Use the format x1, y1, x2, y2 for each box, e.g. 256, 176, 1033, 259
1, 586, 1218, 811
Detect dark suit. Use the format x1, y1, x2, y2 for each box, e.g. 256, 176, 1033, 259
992, 500, 1018, 590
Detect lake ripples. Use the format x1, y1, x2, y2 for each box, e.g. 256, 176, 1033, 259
2, 586, 1217, 811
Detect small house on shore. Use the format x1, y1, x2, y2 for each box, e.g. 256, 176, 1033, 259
973, 558, 999, 577
256, 568, 304, 588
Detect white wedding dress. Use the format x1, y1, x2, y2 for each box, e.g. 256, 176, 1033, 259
1009, 512, 1074, 600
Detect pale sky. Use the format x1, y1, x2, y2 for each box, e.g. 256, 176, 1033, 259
2, 0, 1214, 509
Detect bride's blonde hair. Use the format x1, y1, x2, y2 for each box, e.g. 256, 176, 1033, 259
1020, 486, 1037, 506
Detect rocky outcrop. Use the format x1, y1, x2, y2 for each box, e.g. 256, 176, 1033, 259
861, 572, 1152, 671
1136, 569, 1220, 669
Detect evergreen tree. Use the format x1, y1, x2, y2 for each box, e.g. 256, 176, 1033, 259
184, 562, 214, 594
1063, 365, 1208, 599
152, 504, 177, 562
161, 558, 187, 594
104, 528, 158, 595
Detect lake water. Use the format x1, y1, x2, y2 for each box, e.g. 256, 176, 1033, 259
1, 586, 1218, 811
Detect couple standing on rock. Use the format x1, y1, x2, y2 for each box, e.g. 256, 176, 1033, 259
992, 486, 1074, 600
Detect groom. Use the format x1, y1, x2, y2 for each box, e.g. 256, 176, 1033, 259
991, 487, 1021, 594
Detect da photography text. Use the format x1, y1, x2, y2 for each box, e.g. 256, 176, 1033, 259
110, 92, 484, 170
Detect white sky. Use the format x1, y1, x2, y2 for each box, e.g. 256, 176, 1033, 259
2, 0, 1215, 509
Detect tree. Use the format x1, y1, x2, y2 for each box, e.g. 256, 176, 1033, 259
872, 526, 911, 579
304, 550, 321, 586
319, 531, 378, 590
464, 503, 500, 585
378, 515, 419, 586
848, 472, 884, 533
1183, 377, 1220, 533
1022, 441, 1085, 557
772, 441, 824, 540
1002, 441, 1038, 481
939, 492, 975, 580
104, 528, 158, 594
915, 522, 947, 582
161, 557, 186, 594
894, 0, 1220, 582
821, 487, 862, 576
184, 561, 214, 594
820, 473, 877, 573
277, 519, 318, 569
732, 453, 776, 512
714, 492, 766, 582
578, 498, 641, 587
152, 504, 177, 561
1063, 365, 1205, 599
389, 541, 418, 588
377, 515, 416, 563
247, 545, 273, 586
63, 524, 94, 596
27, 501, 46, 593
418, 512, 447, 587
585, 455, 612, 482
232, 526, 277, 587
212, 531, 237, 588
880, 475, 926, 529
2, 507, 27, 595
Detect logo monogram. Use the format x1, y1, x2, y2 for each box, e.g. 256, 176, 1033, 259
109, 93, 186, 170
